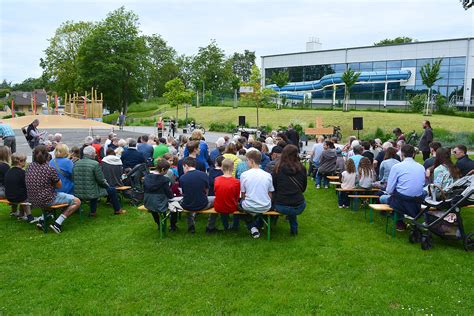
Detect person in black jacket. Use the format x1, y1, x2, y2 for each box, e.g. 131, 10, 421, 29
272, 144, 307, 236
144, 159, 174, 231
101, 149, 124, 187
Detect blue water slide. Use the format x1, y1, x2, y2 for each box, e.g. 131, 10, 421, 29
266, 69, 412, 93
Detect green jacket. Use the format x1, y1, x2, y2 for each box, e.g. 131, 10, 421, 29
73, 157, 108, 200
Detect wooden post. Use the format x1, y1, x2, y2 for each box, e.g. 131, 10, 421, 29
33, 92, 37, 115
83, 91, 87, 119
64, 93, 67, 114
55, 95, 58, 115
11, 99, 14, 119
47, 95, 50, 115
91, 87, 94, 118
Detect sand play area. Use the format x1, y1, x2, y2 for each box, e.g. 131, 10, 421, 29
2, 115, 113, 129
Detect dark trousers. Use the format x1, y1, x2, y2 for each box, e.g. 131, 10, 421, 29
89, 186, 121, 213
3, 136, 16, 153
338, 191, 350, 206
422, 151, 430, 161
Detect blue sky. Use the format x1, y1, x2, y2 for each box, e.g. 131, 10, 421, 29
1, 0, 473, 84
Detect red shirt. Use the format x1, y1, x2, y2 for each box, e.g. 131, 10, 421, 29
214, 176, 240, 214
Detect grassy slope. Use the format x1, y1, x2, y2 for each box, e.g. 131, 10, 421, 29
1, 184, 472, 314
116, 103, 474, 139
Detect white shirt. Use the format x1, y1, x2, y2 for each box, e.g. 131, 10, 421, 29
240, 168, 274, 213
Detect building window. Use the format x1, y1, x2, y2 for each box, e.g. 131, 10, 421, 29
402, 59, 416, 68
387, 60, 402, 69
449, 57, 466, 65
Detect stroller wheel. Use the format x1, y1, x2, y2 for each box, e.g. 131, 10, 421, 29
464, 232, 474, 252
421, 235, 433, 250
409, 229, 421, 244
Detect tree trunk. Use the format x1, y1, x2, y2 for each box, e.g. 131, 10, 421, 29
176, 104, 178, 121
425, 88, 431, 116
344, 87, 349, 112
256, 102, 259, 128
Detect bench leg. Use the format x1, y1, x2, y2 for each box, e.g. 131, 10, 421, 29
42, 210, 48, 233
392, 212, 398, 238
267, 215, 271, 241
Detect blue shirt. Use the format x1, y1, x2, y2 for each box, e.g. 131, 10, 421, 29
386, 157, 425, 197
350, 154, 363, 171
0, 124, 15, 137
378, 158, 399, 182
311, 143, 324, 166
184, 140, 210, 170
137, 143, 154, 161
49, 157, 74, 194
179, 169, 209, 211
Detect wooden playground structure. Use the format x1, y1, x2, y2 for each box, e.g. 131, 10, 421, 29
64, 87, 103, 120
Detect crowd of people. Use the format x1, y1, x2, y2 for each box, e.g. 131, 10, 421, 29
1, 121, 307, 238
310, 120, 474, 232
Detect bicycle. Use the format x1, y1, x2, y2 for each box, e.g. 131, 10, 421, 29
406, 130, 419, 146
187, 123, 206, 135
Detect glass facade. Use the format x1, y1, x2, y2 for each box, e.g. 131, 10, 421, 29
265, 56, 466, 101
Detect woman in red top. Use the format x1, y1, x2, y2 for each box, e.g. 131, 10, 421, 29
207, 158, 240, 231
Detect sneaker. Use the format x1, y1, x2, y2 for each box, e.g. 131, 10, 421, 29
250, 227, 260, 239
324, 185, 329, 189
36, 220, 45, 231
49, 223, 62, 234
396, 222, 407, 232
188, 225, 195, 234
10, 211, 20, 217
27, 216, 40, 224
338, 205, 343, 209
114, 209, 127, 215
17, 215, 28, 221
316, 185, 320, 189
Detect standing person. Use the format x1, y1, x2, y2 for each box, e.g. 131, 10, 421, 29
156, 117, 164, 138
418, 120, 433, 161
0, 121, 16, 153
26, 119, 46, 149
310, 136, 325, 181
453, 144, 474, 177
272, 144, 307, 235
317, 140, 336, 189
170, 118, 176, 137
239, 150, 274, 239
49, 144, 74, 194
26, 145, 81, 234
73, 146, 126, 217
118, 112, 126, 131
285, 124, 300, 151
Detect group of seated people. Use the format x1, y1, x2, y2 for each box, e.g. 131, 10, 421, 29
144, 129, 307, 238
309, 129, 474, 231
1, 127, 308, 238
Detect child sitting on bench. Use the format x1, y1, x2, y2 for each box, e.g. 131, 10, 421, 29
144, 158, 174, 231
338, 159, 356, 209
5, 153, 35, 222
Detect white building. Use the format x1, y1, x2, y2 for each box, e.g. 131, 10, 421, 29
261, 38, 473, 108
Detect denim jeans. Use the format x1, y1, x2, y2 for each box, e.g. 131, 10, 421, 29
379, 194, 390, 204
338, 191, 350, 207
90, 186, 121, 213
315, 172, 329, 186
274, 201, 306, 234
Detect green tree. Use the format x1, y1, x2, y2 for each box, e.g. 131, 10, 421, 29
12, 77, 47, 91
228, 50, 256, 82
144, 34, 178, 99
192, 40, 228, 99
163, 78, 193, 122
420, 59, 443, 116
374, 37, 415, 46
0, 80, 11, 89
77, 7, 147, 114
40, 21, 95, 95
240, 65, 276, 127
271, 71, 289, 110
341, 68, 361, 112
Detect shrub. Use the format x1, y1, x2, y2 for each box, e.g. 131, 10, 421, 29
2, 112, 25, 119
408, 94, 426, 113
209, 122, 237, 133
177, 117, 195, 127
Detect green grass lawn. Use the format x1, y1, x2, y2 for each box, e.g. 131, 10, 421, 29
1, 182, 473, 314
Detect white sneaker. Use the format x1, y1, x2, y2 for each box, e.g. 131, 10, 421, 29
250, 227, 260, 239
324, 185, 329, 189
316, 185, 320, 189
338, 205, 343, 209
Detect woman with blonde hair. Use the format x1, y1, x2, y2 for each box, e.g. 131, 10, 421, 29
115, 139, 127, 157
0, 145, 11, 198
49, 143, 74, 194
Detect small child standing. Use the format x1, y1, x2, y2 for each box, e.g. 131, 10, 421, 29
5, 153, 35, 222
143, 159, 174, 232
338, 158, 356, 208
210, 158, 241, 231
357, 157, 376, 190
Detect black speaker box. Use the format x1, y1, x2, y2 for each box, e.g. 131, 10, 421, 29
238, 115, 246, 126
353, 117, 363, 130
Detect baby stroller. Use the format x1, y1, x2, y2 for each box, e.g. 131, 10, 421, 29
122, 163, 149, 206
405, 175, 474, 251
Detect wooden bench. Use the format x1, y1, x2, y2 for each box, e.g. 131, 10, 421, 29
115, 186, 132, 203
348, 194, 380, 213
368, 204, 398, 238
40, 203, 70, 233
327, 176, 340, 181
138, 205, 281, 240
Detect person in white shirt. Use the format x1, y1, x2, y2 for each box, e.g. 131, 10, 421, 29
239, 150, 274, 239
